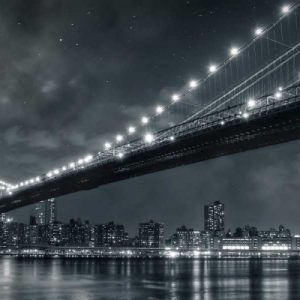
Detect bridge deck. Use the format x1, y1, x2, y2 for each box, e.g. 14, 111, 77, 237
1, 95, 300, 212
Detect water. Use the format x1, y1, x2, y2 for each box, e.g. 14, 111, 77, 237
0, 257, 300, 299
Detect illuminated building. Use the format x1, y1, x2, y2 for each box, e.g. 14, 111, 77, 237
171, 226, 201, 248
204, 201, 225, 235
139, 220, 164, 248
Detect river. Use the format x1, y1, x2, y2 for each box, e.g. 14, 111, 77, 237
0, 257, 300, 299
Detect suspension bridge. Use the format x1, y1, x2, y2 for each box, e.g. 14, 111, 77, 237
1, 3, 300, 212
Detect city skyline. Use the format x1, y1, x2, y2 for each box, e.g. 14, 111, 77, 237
2, 199, 299, 242
1, 199, 299, 258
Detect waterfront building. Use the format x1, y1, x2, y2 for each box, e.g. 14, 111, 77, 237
292, 235, 300, 250
260, 238, 292, 250
204, 201, 225, 235
139, 220, 164, 248
96, 221, 128, 247
222, 238, 251, 250
171, 226, 201, 248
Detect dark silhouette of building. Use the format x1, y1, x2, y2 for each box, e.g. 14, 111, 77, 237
95, 221, 128, 247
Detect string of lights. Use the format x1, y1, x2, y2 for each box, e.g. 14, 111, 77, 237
1, 3, 299, 196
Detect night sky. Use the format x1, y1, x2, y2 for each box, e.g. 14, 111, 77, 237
1, 0, 299, 236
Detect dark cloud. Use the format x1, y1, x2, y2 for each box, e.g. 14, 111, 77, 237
1, 0, 297, 236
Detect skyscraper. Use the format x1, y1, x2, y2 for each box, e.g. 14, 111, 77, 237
46, 198, 57, 225
204, 201, 225, 234
35, 198, 57, 225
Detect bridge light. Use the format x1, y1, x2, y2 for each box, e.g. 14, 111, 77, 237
230, 47, 239, 56
104, 142, 112, 150
141, 116, 149, 125
220, 121, 225, 125
62, 166, 67, 171
243, 112, 249, 119
78, 159, 85, 165
144, 133, 154, 143
278, 87, 283, 91
209, 65, 217, 73
128, 126, 136, 134
117, 152, 124, 159
247, 99, 256, 108
30, 179, 34, 184
54, 169, 60, 175
35, 177, 40, 182
47, 172, 53, 178
189, 80, 198, 88
84, 155, 93, 163
282, 5, 290, 14
169, 136, 175, 141
172, 94, 180, 102
255, 27, 264, 36
116, 135, 123, 143
20, 182, 24, 187
156, 105, 164, 114
69, 162, 75, 168
275, 91, 282, 99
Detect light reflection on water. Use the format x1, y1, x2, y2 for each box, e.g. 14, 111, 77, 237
0, 258, 300, 299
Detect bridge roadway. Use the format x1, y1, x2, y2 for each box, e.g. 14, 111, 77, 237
1, 93, 300, 212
